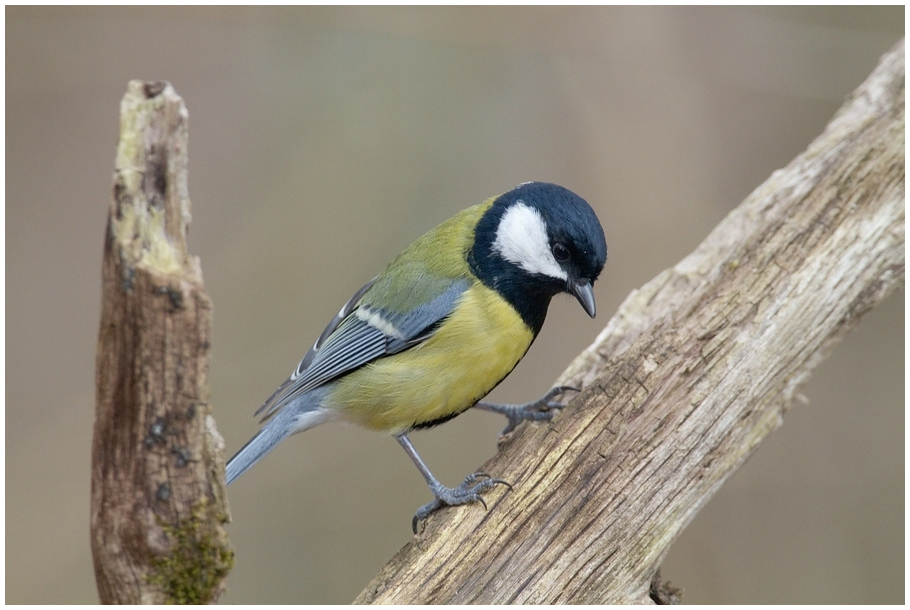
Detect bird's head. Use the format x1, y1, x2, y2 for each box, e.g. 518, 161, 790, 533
470, 182, 608, 331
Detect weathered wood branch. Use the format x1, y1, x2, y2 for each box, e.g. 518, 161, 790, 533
91, 81, 233, 604
356, 40, 904, 604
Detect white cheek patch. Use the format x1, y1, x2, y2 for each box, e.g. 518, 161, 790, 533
492, 201, 568, 280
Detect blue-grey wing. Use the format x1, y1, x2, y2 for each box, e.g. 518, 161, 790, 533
255, 277, 470, 422
254, 277, 376, 419
295, 277, 378, 377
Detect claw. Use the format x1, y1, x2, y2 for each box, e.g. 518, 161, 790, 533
411, 472, 512, 534
547, 385, 580, 399
463, 472, 492, 485
491, 479, 513, 491
475, 386, 580, 436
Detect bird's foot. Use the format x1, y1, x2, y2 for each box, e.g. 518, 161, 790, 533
412, 473, 512, 533
477, 385, 579, 435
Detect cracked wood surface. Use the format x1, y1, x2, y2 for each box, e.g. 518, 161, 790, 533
91, 81, 232, 604
355, 40, 904, 604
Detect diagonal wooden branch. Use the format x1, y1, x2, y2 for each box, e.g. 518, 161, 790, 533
91, 81, 233, 604
356, 40, 904, 604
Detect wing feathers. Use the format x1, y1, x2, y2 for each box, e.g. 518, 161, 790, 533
255, 278, 469, 422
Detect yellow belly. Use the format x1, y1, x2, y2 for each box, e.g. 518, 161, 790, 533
325, 284, 534, 434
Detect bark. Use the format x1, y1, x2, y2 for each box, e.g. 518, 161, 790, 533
356, 40, 904, 604
91, 81, 232, 604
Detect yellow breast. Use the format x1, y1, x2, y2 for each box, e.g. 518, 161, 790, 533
326, 284, 534, 434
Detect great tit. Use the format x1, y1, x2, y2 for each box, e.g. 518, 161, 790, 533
226, 181, 607, 532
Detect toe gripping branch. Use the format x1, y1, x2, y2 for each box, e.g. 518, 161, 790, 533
475, 385, 579, 435
412, 473, 513, 534
400, 386, 578, 533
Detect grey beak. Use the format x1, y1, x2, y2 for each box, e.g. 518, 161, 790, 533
570, 280, 596, 318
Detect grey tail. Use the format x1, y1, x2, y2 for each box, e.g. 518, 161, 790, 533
225, 395, 331, 485
225, 428, 276, 485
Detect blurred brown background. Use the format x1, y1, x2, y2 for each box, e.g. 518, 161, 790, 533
6, 6, 903, 604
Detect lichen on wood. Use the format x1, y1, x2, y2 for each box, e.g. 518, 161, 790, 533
91, 81, 232, 604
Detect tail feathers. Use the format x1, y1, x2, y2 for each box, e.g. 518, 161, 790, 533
226, 401, 332, 485
226, 428, 274, 486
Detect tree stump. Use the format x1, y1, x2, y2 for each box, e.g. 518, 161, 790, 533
91, 81, 232, 604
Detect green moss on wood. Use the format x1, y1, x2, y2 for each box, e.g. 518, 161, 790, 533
148, 501, 234, 604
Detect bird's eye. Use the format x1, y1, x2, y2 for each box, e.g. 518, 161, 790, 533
552, 243, 570, 262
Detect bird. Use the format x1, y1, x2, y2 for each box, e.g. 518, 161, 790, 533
226, 181, 607, 532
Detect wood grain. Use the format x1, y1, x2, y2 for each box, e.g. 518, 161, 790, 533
91, 81, 232, 604
356, 40, 904, 605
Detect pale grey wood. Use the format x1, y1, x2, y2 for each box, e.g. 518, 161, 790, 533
356, 39, 904, 605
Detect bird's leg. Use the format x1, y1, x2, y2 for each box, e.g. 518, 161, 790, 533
395, 433, 512, 534
474, 385, 578, 436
